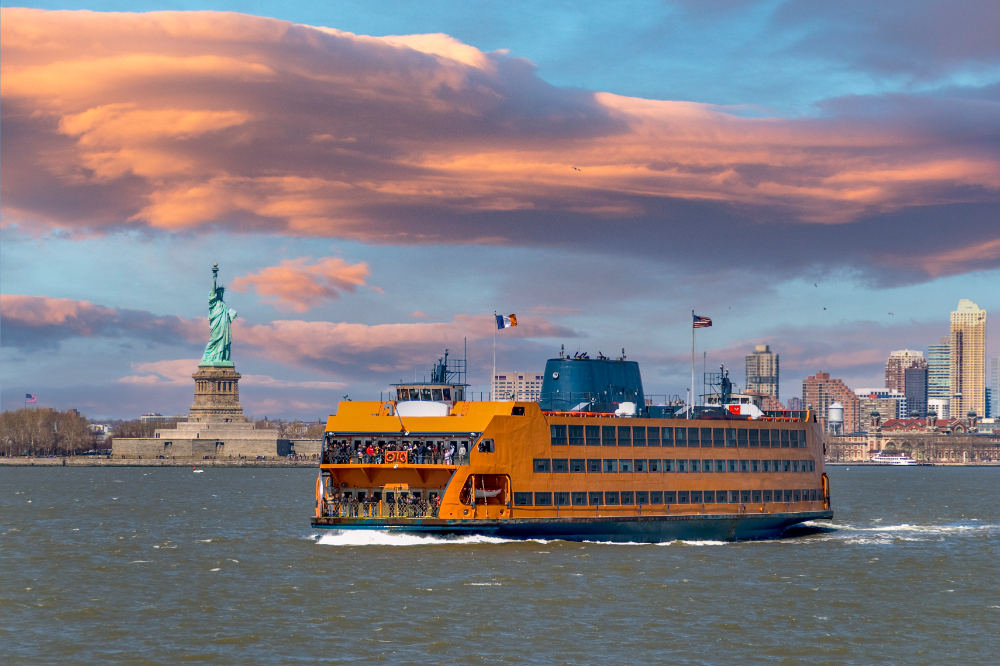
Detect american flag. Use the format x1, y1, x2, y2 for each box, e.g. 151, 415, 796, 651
692, 314, 712, 328
25, 394, 37, 403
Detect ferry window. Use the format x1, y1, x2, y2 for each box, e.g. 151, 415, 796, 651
688, 427, 700, 446
443, 388, 452, 401
759, 430, 770, 447
555, 492, 570, 506
739, 460, 749, 473
649, 459, 661, 472
781, 430, 790, 448
553, 458, 569, 473
663, 427, 674, 446
675, 428, 687, 447
617, 426, 632, 446
535, 492, 553, 506
678, 491, 690, 504
791, 430, 801, 448
763, 489, 773, 502
784, 489, 793, 501
570, 459, 585, 473
602, 426, 616, 446
533, 458, 551, 473
689, 459, 701, 473
421, 388, 432, 400
761, 460, 771, 473
604, 491, 620, 505
511, 406, 524, 416
728, 460, 738, 473
751, 460, 760, 473
633, 427, 646, 446
514, 492, 533, 506
702, 459, 713, 473
700, 428, 713, 448
809, 460, 815, 472
603, 459, 618, 473
663, 459, 675, 472
793, 490, 801, 502
636, 491, 649, 505
713, 428, 725, 448
397, 388, 409, 400
477, 439, 495, 453
587, 459, 602, 473
738, 429, 748, 447
726, 429, 737, 447
635, 459, 648, 473
589, 492, 603, 506
550, 425, 567, 446
650, 491, 663, 504
572, 492, 587, 506
715, 460, 725, 473
740, 490, 751, 503
782, 460, 791, 472
752, 490, 762, 503
621, 491, 634, 505
665, 491, 677, 504
648, 427, 661, 446
677, 459, 688, 473
691, 490, 702, 503
810, 489, 818, 501
586, 425, 600, 446
749, 430, 759, 447
569, 425, 585, 446
791, 460, 799, 473
456, 388, 464, 401
769, 429, 780, 447
619, 459, 633, 473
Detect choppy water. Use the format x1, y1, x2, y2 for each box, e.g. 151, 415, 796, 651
1, 466, 997, 665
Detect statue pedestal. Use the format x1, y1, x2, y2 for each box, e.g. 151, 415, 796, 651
190, 364, 246, 423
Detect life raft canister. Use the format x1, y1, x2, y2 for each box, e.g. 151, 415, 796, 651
385, 451, 397, 463
397, 451, 408, 464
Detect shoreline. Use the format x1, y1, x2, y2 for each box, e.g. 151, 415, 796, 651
0, 457, 318, 468
824, 461, 999, 467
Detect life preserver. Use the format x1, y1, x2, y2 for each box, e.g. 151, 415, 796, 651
397, 451, 408, 464
385, 451, 397, 463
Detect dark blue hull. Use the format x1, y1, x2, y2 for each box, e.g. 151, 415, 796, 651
311, 510, 833, 543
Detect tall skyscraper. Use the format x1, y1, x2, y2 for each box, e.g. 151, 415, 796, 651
885, 349, 926, 392
746, 344, 779, 399
990, 356, 999, 419
803, 372, 859, 433
904, 365, 928, 418
950, 299, 987, 417
927, 337, 951, 400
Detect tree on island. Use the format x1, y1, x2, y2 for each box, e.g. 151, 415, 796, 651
0, 408, 98, 456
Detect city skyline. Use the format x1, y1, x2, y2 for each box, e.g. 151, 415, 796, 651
1, 3, 998, 419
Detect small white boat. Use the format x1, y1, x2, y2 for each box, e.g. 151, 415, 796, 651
870, 451, 917, 465
474, 488, 503, 499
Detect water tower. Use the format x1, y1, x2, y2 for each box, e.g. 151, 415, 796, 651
828, 402, 844, 435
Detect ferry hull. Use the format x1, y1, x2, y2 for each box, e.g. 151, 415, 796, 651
311, 510, 834, 543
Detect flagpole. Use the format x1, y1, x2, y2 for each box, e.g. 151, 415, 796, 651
492, 311, 496, 402
690, 310, 695, 420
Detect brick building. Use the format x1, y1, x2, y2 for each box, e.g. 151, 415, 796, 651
885, 350, 926, 393
802, 371, 860, 434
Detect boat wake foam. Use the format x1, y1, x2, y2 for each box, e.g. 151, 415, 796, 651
312, 531, 523, 547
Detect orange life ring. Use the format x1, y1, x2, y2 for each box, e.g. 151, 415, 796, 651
385, 451, 397, 463
397, 451, 408, 464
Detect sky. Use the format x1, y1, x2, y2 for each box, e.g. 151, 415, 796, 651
1, 1, 998, 420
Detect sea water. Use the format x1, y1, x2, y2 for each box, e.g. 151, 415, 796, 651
1, 466, 997, 665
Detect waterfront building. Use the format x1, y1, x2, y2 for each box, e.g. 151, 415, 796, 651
990, 356, 999, 418
950, 299, 987, 418
904, 365, 929, 418
927, 337, 951, 400
803, 372, 859, 434
492, 371, 544, 401
885, 350, 926, 393
927, 397, 950, 419
855, 389, 906, 426
745, 344, 779, 399
827, 410, 1000, 463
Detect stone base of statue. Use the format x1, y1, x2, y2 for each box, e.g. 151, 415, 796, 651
189, 363, 247, 423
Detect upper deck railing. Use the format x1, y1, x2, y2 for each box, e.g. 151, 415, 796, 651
323, 441, 469, 466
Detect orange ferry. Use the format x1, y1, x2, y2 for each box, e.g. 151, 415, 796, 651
312, 351, 832, 542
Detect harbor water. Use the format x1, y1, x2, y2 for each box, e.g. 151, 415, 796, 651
1, 466, 997, 665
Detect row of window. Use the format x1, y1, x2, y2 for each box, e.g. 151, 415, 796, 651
533, 458, 816, 473
513, 488, 822, 506
549, 425, 806, 448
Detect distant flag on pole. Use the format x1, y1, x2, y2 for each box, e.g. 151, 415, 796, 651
496, 314, 518, 330
692, 314, 712, 328
25, 394, 37, 403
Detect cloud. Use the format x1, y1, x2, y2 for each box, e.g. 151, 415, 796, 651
230, 256, 370, 312
409, 311, 431, 318
0, 294, 204, 349
119, 358, 200, 384
2, 9, 997, 285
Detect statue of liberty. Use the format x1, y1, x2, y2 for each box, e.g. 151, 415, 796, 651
201, 263, 237, 365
